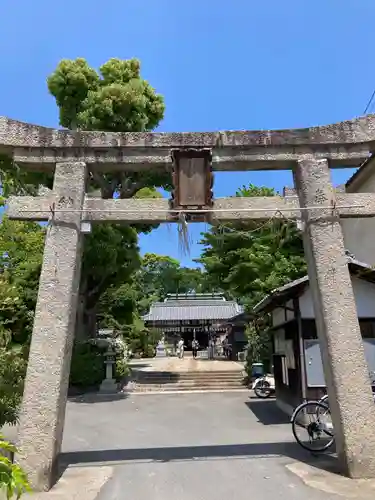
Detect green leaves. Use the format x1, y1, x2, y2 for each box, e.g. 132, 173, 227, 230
46, 57, 169, 340
0, 217, 44, 346
69, 342, 105, 388
0, 348, 27, 427
199, 183, 307, 309
133, 253, 210, 315
0, 154, 53, 198
47, 58, 100, 129
0, 217, 41, 427
47, 57, 165, 132
0, 435, 31, 498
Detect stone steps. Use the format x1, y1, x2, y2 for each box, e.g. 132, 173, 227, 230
133, 371, 244, 379
134, 384, 246, 392
135, 377, 244, 385
131, 369, 246, 393
134, 386, 248, 393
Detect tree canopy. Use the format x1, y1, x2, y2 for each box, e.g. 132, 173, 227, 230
0, 217, 45, 346
46, 58, 172, 338
134, 253, 211, 315
0, 217, 44, 426
47, 58, 171, 199
198, 184, 307, 309
47, 58, 165, 133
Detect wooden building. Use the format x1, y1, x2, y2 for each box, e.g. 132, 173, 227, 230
143, 293, 243, 355
253, 258, 375, 417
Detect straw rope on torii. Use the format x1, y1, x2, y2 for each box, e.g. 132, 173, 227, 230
3, 114, 375, 490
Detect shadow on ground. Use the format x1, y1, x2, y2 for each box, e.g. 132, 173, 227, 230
59, 441, 339, 476
68, 392, 130, 404
245, 399, 291, 425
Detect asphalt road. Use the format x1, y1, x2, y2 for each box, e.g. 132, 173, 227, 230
60, 392, 341, 500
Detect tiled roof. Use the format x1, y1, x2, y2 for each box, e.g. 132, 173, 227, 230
143, 299, 244, 322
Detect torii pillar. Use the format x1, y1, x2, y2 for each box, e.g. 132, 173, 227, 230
294, 157, 375, 478
16, 162, 87, 491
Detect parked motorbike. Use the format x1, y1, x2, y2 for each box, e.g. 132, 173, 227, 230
252, 374, 275, 398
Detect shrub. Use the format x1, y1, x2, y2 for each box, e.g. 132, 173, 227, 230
127, 327, 159, 358
69, 342, 105, 388
244, 322, 272, 380
0, 348, 27, 427
115, 358, 129, 381
0, 435, 31, 498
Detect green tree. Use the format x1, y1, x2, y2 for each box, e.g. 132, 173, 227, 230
0, 217, 44, 426
134, 253, 213, 315
47, 58, 170, 199
46, 57, 171, 338
199, 184, 306, 369
0, 217, 45, 345
244, 320, 272, 376
0, 57, 171, 394
47, 58, 164, 134
198, 184, 306, 309
0, 346, 27, 427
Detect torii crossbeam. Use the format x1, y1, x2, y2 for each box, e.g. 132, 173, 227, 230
3, 115, 375, 490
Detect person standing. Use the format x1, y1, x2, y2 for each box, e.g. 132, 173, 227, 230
177, 337, 185, 359
222, 335, 228, 358
192, 339, 199, 359
208, 336, 214, 360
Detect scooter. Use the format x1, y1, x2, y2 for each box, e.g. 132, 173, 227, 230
252, 374, 275, 398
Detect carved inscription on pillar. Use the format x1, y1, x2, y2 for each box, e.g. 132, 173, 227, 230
170, 149, 213, 221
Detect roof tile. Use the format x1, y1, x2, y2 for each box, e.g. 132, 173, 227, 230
143, 300, 243, 322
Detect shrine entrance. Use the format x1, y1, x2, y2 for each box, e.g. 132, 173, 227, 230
4, 114, 375, 490
143, 292, 241, 358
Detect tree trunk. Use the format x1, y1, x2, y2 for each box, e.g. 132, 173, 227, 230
85, 306, 98, 339
75, 292, 87, 341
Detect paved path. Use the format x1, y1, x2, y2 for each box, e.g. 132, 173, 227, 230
60, 392, 342, 499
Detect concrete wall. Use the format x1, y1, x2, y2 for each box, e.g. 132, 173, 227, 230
299, 276, 375, 318
342, 173, 375, 265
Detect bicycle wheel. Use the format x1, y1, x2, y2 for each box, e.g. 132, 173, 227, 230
254, 380, 272, 398
316, 394, 329, 418
319, 394, 329, 405
291, 401, 334, 452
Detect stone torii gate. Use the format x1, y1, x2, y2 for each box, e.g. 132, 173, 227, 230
2, 115, 375, 490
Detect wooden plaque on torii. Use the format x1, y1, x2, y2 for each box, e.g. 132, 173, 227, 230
169, 148, 213, 221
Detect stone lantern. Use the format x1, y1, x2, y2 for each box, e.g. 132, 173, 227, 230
99, 343, 118, 394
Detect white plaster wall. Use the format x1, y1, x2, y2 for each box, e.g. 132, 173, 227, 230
299, 276, 375, 318
342, 173, 375, 266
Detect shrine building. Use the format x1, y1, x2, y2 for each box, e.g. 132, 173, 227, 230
143, 293, 243, 354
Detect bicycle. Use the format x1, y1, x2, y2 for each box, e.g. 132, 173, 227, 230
291, 373, 375, 453
291, 399, 334, 452
252, 375, 275, 399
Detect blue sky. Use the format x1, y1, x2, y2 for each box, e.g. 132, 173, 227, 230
1, 0, 374, 266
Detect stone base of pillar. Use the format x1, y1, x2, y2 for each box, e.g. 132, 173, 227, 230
99, 378, 118, 394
